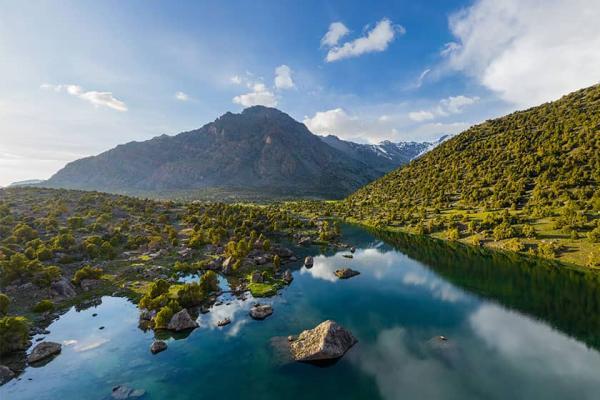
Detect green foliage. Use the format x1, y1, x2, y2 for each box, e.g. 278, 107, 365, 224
588, 226, 600, 243
0, 316, 29, 355
446, 228, 460, 241
199, 270, 219, 293
521, 224, 537, 239
0, 293, 9, 316
504, 238, 526, 252
153, 300, 181, 329
538, 241, 562, 258
32, 299, 54, 313
72, 265, 103, 285
273, 255, 281, 272
33, 265, 62, 287
175, 282, 204, 308
493, 222, 516, 241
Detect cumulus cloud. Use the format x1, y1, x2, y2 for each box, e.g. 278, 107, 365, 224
443, 0, 600, 106
409, 95, 479, 121
174, 91, 189, 101
325, 18, 404, 62
40, 83, 127, 112
232, 82, 277, 107
321, 22, 350, 47
274, 65, 295, 90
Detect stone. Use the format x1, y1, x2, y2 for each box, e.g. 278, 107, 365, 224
222, 256, 234, 275
150, 340, 167, 354
350, 247, 356, 253
283, 269, 293, 284
289, 256, 298, 261
27, 341, 62, 364
50, 277, 76, 298
0, 365, 15, 384
289, 320, 357, 362
254, 256, 268, 265
217, 318, 231, 327
304, 256, 314, 268
79, 279, 101, 292
249, 304, 273, 320
334, 268, 360, 279
274, 247, 293, 258
298, 236, 312, 245
111, 385, 146, 399
167, 309, 198, 332
342, 254, 353, 259
250, 271, 264, 283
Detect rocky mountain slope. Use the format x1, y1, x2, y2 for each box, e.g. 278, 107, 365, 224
45, 107, 381, 198
320, 134, 447, 173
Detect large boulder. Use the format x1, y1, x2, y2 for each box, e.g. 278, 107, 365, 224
249, 304, 273, 320
274, 247, 294, 258
283, 269, 293, 284
80, 279, 102, 292
334, 268, 360, 279
304, 256, 314, 268
27, 341, 62, 364
289, 320, 357, 362
167, 309, 198, 332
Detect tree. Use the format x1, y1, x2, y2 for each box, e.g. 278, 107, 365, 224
0, 294, 9, 316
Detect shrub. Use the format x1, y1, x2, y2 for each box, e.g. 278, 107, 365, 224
493, 222, 516, 241
262, 239, 271, 251
0, 294, 9, 316
199, 271, 219, 293
521, 224, 537, 239
504, 238, 525, 252
176, 283, 204, 308
32, 299, 54, 313
0, 316, 30, 355
446, 228, 460, 241
72, 265, 103, 285
273, 255, 281, 272
33, 266, 62, 287
538, 241, 562, 258
588, 226, 600, 243
153, 300, 181, 329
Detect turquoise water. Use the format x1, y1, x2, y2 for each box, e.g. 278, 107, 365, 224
3, 225, 600, 399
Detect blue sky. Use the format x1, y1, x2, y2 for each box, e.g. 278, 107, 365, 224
1, 0, 599, 185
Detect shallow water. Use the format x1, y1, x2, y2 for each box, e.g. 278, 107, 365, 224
3, 224, 600, 400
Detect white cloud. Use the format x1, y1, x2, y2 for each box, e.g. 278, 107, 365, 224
325, 19, 404, 62
415, 68, 431, 88
41, 83, 127, 112
303, 108, 357, 136
232, 82, 277, 107
444, 0, 600, 106
321, 22, 350, 47
274, 64, 295, 90
230, 75, 242, 84
408, 110, 435, 122
174, 91, 189, 101
409, 95, 479, 121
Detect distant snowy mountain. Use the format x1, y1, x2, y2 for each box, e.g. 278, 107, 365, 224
320, 134, 449, 173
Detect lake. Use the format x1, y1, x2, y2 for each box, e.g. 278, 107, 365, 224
3, 224, 600, 399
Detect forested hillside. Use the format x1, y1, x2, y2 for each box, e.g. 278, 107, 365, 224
336, 84, 600, 267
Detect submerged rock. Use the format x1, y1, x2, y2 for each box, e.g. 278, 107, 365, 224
150, 340, 167, 354
298, 236, 312, 246
167, 309, 198, 332
111, 385, 146, 399
304, 256, 314, 268
249, 304, 273, 320
289, 320, 357, 362
334, 268, 360, 279
27, 341, 61, 364
0, 365, 15, 384
217, 318, 231, 327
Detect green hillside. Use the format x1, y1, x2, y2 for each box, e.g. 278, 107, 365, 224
339, 84, 600, 267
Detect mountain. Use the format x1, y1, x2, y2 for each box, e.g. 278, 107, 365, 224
320, 134, 448, 173
8, 179, 45, 187
45, 106, 380, 198
347, 85, 599, 213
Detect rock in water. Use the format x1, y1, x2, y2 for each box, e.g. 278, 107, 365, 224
0, 365, 15, 384
217, 318, 231, 327
334, 268, 360, 279
304, 256, 314, 268
289, 320, 357, 362
249, 304, 273, 320
283, 269, 293, 284
111, 385, 146, 399
167, 309, 198, 332
27, 341, 62, 364
150, 340, 167, 354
